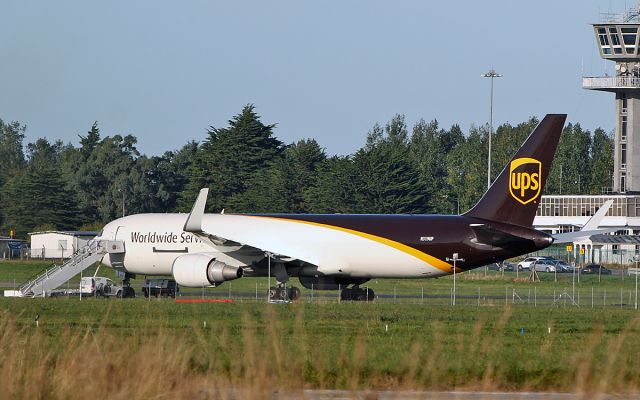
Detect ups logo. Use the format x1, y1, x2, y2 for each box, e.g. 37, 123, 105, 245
509, 157, 541, 205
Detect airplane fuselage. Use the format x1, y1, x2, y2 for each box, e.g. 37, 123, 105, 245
99, 212, 553, 280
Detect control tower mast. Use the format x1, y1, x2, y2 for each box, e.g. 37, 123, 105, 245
583, 1, 640, 193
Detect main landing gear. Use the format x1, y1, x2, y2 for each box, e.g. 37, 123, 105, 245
267, 261, 301, 303
268, 285, 301, 302
340, 286, 375, 302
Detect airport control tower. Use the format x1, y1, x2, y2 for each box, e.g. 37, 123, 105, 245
583, 3, 640, 193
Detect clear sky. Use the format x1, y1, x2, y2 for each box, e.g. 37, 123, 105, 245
0, 1, 627, 157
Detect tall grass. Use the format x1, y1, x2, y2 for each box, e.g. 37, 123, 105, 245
0, 302, 639, 399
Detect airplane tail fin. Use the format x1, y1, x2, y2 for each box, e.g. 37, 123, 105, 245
463, 114, 567, 227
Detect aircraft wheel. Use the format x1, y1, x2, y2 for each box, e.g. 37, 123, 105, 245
351, 288, 375, 301
545, 267, 550, 273
340, 288, 353, 301
287, 287, 301, 301
364, 288, 375, 301
269, 286, 288, 301
124, 287, 135, 298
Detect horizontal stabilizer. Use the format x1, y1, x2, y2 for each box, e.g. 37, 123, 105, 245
552, 228, 620, 243
552, 200, 616, 243
470, 224, 528, 247
582, 200, 613, 231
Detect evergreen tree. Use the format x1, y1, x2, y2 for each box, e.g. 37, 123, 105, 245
351, 115, 427, 214
238, 139, 327, 213
546, 123, 592, 195
148, 142, 199, 212
305, 156, 358, 213
78, 122, 101, 160
0, 119, 26, 181
1, 167, 80, 238
491, 118, 539, 180
446, 126, 487, 213
180, 104, 283, 212
410, 119, 464, 214
589, 128, 615, 194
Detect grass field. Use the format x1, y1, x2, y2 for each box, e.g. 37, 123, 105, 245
2, 260, 640, 398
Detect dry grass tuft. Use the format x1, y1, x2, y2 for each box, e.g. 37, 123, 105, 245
1, 304, 640, 399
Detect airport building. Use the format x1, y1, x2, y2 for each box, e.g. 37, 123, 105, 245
532, 5, 640, 264
29, 231, 99, 259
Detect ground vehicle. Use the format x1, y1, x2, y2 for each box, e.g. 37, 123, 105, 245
517, 256, 554, 271
552, 260, 572, 273
581, 264, 612, 275
142, 278, 179, 298
486, 263, 501, 271
80, 277, 132, 297
500, 262, 516, 271
532, 259, 557, 272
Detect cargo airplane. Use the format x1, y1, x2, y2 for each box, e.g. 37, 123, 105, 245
98, 114, 592, 301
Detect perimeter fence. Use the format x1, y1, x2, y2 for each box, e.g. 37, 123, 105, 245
167, 275, 640, 309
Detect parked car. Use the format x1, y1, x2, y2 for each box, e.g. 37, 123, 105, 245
80, 277, 132, 298
533, 259, 557, 272
580, 264, 612, 275
500, 262, 516, 271
142, 278, 179, 298
551, 260, 572, 273
484, 263, 499, 271
517, 256, 554, 271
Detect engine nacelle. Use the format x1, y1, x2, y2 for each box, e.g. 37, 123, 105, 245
172, 253, 243, 287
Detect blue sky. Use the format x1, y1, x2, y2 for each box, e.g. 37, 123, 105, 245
0, 1, 626, 156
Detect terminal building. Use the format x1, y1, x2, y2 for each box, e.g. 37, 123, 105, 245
532, 4, 640, 264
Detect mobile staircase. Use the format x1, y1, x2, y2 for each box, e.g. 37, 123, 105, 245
17, 239, 123, 298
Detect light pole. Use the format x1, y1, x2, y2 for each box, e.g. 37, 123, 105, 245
482, 69, 502, 189
446, 253, 465, 306
266, 252, 272, 302
633, 254, 640, 310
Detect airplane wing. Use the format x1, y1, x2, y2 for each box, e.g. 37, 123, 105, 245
551, 200, 618, 243
183, 188, 296, 261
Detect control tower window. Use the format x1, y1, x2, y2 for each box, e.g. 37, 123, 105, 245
609, 28, 622, 53
599, 27, 612, 54
622, 29, 637, 44
622, 93, 628, 113
622, 115, 628, 140
621, 143, 627, 168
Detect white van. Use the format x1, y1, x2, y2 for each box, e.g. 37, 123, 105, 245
80, 277, 124, 297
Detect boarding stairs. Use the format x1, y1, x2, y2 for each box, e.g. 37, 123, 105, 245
18, 240, 122, 297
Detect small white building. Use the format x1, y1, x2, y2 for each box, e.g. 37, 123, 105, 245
29, 231, 100, 259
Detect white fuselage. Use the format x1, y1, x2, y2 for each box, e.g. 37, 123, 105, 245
99, 213, 451, 279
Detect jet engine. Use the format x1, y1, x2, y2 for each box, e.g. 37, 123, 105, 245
172, 253, 243, 287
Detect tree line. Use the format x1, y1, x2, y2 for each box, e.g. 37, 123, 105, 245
0, 105, 614, 238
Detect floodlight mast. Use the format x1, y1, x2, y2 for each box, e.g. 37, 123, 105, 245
446, 253, 465, 305
482, 69, 502, 189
